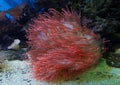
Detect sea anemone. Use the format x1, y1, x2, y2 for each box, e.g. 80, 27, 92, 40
26, 8, 103, 82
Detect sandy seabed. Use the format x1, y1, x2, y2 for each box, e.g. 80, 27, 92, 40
0, 58, 120, 85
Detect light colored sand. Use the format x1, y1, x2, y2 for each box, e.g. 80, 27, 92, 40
0, 60, 49, 85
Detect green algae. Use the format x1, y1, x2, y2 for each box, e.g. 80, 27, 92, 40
115, 48, 120, 55
79, 58, 114, 82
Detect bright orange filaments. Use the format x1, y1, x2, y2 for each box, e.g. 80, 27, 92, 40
26, 8, 102, 82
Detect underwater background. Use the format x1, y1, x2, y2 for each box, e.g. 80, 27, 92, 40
0, 0, 120, 85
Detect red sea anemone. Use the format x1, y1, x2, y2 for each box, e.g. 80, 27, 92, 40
26, 8, 103, 82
